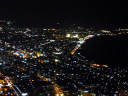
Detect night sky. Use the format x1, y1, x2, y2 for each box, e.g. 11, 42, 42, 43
0, 0, 128, 26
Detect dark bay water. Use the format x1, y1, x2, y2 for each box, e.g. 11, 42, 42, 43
80, 34, 128, 68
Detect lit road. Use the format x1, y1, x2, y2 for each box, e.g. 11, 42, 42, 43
0, 72, 21, 96
7, 60, 65, 96
5, 77, 19, 96
37, 73, 64, 96
3, 35, 95, 96
70, 35, 94, 55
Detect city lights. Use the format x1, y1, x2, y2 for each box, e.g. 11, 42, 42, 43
66, 34, 71, 37
0, 20, 127, 96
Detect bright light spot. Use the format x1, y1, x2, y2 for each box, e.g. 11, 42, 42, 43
66, 34, 71, 37
84, 91, 88, 93
43, 29, 47, 30
22, 93, 28, 96
73, 34, 78, 38
60, 94, 64, 96
56, 94, 59, 96
55, 59, 59, 62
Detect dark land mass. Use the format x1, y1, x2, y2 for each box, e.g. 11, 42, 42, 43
80, 34, 128, 68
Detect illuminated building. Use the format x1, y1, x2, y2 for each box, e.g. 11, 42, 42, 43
37, 52, 41, 57
38, 58, 41, 62
41, 58, 43, 63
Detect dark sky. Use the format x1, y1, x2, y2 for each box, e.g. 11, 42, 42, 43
0, 0, 128, 26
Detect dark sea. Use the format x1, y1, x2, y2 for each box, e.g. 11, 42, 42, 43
80, 34, 128, 68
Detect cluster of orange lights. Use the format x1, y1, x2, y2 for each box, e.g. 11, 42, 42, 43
91, 64, 108, 68
37, 74, 49, 82
17, 66, 27, 71
38, 58, 43, 63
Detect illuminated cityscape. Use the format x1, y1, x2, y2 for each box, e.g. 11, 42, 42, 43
0, 20, 127, 96
0, 0, 128, 96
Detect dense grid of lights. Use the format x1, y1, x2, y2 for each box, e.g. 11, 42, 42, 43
0, 20, 128, 96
